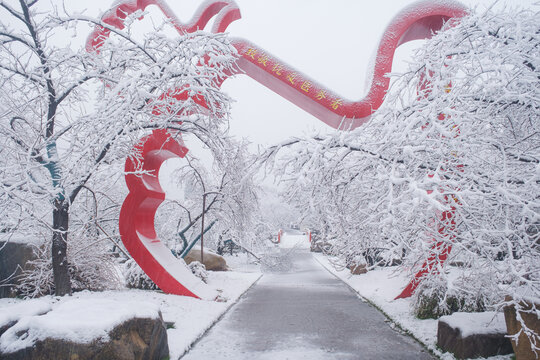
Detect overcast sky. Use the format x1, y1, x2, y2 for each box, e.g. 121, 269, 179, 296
70, 0, 536, 147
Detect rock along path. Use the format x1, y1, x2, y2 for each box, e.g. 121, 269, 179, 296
181, 247, 434, 360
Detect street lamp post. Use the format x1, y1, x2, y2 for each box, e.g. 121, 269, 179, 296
200, 191, 221, 265
200, 193, 207, 264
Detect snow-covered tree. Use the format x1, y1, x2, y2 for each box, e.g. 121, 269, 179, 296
0, 0, 238, 296
273, 4, 539, 343
155, 137, 263, 257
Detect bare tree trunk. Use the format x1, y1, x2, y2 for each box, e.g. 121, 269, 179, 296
52, 200, 72, 296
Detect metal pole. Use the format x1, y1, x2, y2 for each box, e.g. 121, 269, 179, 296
200, 193, 206, 264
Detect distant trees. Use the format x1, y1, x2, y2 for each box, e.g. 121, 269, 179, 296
0, 0, 239, 296
274, 2, 539, 332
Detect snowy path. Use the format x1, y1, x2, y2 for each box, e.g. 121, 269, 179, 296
180, 248, 433, 359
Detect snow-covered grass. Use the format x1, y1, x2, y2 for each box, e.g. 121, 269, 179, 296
313, 253, 513, 360
0, 267, 261, 359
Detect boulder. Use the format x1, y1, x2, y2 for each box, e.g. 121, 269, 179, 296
348, 263, 368, 275
310, 240, 331, 253
504, 296, 540, 360
0, 316, 169, 360
184, 249, 228, 271
0, 241, 37, 298
437, 312, 513, 359
346, 255, 368, 275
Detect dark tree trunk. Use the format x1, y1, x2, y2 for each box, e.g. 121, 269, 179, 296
52, 200, 72, 296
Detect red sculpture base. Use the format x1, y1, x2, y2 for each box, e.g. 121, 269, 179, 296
119, 129, 217, 299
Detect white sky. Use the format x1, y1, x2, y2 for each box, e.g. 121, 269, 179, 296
66, 0, 537, 148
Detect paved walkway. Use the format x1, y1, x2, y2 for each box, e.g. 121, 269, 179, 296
181, 249, 433, 359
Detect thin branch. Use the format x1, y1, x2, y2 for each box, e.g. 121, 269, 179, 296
0, 2, 26, 23
65, 15, 157, 63
0, 63, 44, 85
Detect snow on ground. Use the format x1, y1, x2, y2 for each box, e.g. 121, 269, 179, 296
313, 253, 513, 360
0, 264, 261, 360
0, 298, 52, 331
279, 231, 310, 249
222, 252, 261, 273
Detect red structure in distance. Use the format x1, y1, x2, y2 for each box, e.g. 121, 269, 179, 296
87, 0, 469, 299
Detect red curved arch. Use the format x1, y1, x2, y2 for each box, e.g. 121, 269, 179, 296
230, 1, 468, 129
87, 0, 469, 298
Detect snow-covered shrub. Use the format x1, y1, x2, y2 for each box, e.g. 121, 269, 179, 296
188, 261, 208, 284
17, 238, 120, 298
412, 272, 491, 319
124, 258, 209, 289
123, 259, 159, 291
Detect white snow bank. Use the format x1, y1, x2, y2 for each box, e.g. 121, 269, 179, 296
440, 311, 507, 337
0, 296, 160, 354
0, 269, 261, 359
313, 254, 513, 360
0, 298, 52, 328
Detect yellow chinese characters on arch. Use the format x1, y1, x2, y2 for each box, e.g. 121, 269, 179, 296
245, 48, 257, 59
